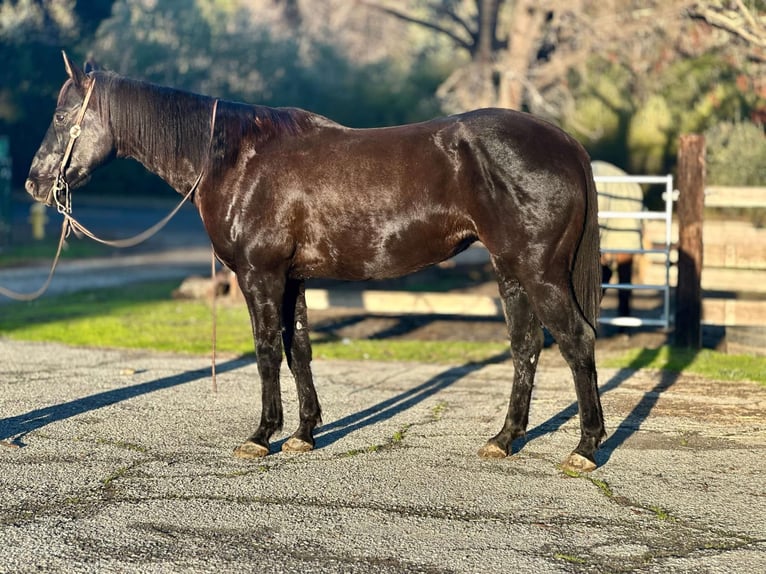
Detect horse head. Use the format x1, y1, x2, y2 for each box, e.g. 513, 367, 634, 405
25, 52, 114, 208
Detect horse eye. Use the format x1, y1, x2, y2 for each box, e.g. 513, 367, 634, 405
54, 112, 66, 125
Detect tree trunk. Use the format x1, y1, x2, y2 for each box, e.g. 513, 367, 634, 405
474, 0, 500, 108
500, 0, 546, 110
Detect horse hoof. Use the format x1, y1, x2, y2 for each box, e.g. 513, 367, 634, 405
233, 440, 269, 459
560, 452, 597, 473
478, 442, 508, 459
282, 437, 313, 453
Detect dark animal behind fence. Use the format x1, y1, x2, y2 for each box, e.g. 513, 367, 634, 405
25, 53, 604, 472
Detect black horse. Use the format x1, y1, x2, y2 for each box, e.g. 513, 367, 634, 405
26, 53, 604, 472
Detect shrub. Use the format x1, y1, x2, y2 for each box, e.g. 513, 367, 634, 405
705, 121, 766, 186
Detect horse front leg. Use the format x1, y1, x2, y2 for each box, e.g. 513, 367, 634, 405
280, 278, 322, 453
233, 268, 286, 459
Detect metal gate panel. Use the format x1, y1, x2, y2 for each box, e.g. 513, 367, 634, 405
595, 174, 674, 329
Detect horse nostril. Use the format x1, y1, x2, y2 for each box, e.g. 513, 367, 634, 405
25, 179, 37, 196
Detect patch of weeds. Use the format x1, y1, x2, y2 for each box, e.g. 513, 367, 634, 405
392, 424, 411, 443
561, 467, 581, 479
101, 466, 130, 489
561, 468, 613, 498
431, 401, 448, 421
648, 505, 672, 521
589, 476, 614, 498
226, 465, 270, 477
343, 425, 411, 457
563, 467, 676, 523
554, 553, 586, 564
344, 445, 381, 457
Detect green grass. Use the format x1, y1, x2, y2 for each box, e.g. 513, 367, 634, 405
602, 346, 766, 386
1, 280, 765, 384
0, 280, 508, 363
313, 339, 507, 363
0, 280, 254, 355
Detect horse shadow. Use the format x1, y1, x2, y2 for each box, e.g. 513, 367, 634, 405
0, 357, 248, 448
519, 344, 699, 466
274, 350, 511, 451
292, 341, 696, 464
2, 342, 694, 465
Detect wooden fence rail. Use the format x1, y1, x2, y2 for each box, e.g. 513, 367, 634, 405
705, 186, 766, 208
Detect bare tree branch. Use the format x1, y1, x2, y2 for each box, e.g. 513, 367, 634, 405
688, 2, 766, 48
433, 1, 479, 45
358, 0, 475, 52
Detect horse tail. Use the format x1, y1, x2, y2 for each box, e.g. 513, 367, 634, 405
572, 158, 601, 334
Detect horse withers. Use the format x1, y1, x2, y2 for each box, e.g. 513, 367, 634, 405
26, 53, 605, 472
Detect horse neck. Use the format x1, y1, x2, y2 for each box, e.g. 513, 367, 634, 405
107, 77, 215, 195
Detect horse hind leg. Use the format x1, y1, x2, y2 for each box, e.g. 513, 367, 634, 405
280, 278, 322, 453
479, 270, 544, 459
525, 269, 605, 472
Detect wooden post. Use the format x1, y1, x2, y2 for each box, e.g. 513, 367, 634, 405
675, 135, 705, 348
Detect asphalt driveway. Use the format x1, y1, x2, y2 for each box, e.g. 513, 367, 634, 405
1, 340, 764, 573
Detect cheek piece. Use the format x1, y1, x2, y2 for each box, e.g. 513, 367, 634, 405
47, 78, 96, 214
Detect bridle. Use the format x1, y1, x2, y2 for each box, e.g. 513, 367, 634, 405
47, 76, 97, 214
46, 77, 219, 248
3, 81, 219, 293
1, 80, 223, 393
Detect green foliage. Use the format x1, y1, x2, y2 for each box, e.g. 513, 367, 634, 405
90, 0, 445, 126
569, 52, 766, 175
4, 0, 448, 196
627, 95, 673, 174
705, 121, 766, 186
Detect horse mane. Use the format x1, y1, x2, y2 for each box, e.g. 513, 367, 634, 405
91, 71, 333, 179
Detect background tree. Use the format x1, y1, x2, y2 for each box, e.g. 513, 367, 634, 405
364, 0, 765, 173
2, 0, 765, 193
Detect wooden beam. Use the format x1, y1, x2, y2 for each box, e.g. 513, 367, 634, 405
702, 299, 766, 327
306, 289, 503, 317
705, 186, 766, 208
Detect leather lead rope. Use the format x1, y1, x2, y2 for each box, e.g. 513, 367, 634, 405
0, 220, 70, 301
210, 248, 218, 392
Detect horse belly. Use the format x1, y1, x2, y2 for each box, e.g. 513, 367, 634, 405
293, 216, 475, 281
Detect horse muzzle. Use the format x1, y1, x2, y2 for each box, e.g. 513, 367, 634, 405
25, 177, 60, 207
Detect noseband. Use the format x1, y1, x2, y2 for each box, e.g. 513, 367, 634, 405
48, 77, 97, 214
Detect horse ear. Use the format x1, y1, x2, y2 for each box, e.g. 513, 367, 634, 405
62, 50, 86, 89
